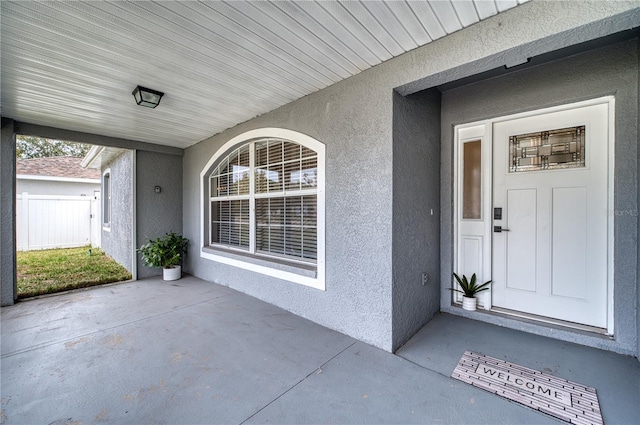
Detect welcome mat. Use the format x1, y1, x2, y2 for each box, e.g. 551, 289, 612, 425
451, 351, 603, 425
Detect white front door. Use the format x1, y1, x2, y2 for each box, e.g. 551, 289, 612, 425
454, 97, 613, 331
492, 101, 611, 329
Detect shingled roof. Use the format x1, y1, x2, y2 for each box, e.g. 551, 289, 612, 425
17, 156, 100, 180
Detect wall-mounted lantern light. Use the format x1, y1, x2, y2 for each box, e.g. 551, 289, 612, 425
132, 85, 164, 108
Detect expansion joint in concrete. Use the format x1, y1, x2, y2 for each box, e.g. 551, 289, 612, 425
397, 354, 453, 381
239, 341, 357, 425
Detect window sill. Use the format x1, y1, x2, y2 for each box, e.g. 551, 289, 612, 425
201, 246, 317, 279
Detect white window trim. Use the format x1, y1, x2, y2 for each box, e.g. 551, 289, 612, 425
200, 128, 326, 290
102, 168, 111, 231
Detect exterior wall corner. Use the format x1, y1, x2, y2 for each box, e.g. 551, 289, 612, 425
1, 118, 17, 306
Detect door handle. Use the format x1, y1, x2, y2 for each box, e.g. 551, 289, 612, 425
494, 226, 510, 233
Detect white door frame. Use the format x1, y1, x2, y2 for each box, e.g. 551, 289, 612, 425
453, 96, 615, 335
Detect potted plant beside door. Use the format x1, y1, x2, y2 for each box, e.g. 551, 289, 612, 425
138, 232, 189, 281
451, 273, 491, 311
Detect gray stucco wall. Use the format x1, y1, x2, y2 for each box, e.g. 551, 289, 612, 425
1, 119, 17, 306
183, 68, 396, 350
183, 2, 640, 352
136, 150, 183, 279
101, 151, 134, 273
439, 39, 639, 356
391, 89, 441, 350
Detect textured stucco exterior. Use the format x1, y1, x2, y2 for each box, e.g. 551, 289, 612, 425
183, 66, 396, 350
1, 119, 17, 306
136, 150, 183, 279
637, 38, 640, 362
101, 150, 134, 273
182, 2, 640, 352
439, 39, 639, 356
100, 150, 184, 278
391, 89, 441, 350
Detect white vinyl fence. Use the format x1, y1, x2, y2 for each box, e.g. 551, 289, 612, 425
17, 192, 100, 251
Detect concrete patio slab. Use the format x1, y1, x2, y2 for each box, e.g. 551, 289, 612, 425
396, 313, 640, 425
1, 277, 235, 355
246, 341, 556, 424
2, 276, 638, 424
1, 277, 353, 424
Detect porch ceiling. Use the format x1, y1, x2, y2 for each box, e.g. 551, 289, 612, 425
1, 0, 526, 149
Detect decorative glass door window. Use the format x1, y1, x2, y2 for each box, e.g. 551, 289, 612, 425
509, 125, 585, 172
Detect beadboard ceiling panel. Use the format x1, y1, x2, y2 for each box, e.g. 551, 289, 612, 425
1, 1, 527, 149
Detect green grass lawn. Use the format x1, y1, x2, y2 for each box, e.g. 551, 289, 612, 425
17, 246, 132, 298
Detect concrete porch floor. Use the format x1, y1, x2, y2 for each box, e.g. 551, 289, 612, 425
1, 276, 638, 424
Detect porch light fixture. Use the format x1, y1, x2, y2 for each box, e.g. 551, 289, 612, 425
132, 85, 164, 108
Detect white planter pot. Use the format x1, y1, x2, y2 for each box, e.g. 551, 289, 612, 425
462, 296, 477, 311
163, 265, 181, 281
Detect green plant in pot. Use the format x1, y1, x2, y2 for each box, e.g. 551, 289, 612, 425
138, 232, 189, 281
451, 273, 491, 311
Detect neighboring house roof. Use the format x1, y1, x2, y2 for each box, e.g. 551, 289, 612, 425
17, 156, 101, 180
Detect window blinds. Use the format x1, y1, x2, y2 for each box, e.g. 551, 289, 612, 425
209, 139, 318, 261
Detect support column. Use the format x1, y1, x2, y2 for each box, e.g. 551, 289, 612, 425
1, 118, 17, 306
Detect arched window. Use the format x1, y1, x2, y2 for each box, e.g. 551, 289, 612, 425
201, 129, 325, 290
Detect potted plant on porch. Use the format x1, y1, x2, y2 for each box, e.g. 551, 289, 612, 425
137, 232, 189, 281
451, 273, 491, 311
